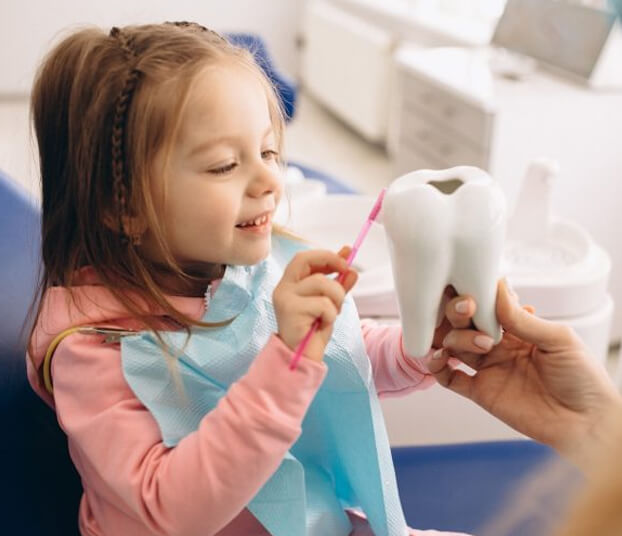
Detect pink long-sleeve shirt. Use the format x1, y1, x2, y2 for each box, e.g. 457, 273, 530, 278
27, 274, 467, 536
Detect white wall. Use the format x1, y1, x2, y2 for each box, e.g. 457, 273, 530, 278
0, 0, 305, 95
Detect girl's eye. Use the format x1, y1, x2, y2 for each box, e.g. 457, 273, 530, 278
209, 162, 237, 175
261, 149, 279, 161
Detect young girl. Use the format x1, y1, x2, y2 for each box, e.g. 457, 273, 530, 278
26, 22, 475, 536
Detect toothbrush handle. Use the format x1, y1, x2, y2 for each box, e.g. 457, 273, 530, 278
349, 221, 372, 258
289, 188, 385, 371
289, 318, 321, 370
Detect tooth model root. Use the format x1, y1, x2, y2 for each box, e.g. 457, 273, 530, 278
451, 237, 503, 347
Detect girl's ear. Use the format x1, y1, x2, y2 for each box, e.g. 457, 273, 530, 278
123, 214, 148, 245
102, 210, 148, 242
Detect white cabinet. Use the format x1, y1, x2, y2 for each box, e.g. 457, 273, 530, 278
301, 0, 395, 143
391, 46, 622, 341
397, 71, 493, 168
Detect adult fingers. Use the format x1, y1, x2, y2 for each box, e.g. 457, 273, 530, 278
443, 328, 496, 354
444, 294, 477, 329
424, 351, 473, 399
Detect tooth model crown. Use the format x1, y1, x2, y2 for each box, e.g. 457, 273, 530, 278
381, 166, 507, 358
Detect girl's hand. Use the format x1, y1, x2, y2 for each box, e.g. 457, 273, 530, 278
273, 247, 358, 363
427, 279, 622, 471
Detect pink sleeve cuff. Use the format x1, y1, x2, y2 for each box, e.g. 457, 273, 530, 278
398, 333, 433, 375
360, 319, 436, 397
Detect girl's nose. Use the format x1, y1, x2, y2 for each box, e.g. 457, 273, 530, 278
248, 161, 282, 198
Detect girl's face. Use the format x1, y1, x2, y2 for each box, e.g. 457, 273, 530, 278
145, 64, 283, 276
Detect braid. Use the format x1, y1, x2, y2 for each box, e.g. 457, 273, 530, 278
109, 27, 141, 245
108, 22, 225, 244
164, 20, 226, 43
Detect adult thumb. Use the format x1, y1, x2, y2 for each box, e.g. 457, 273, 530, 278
497, 279, 574, 351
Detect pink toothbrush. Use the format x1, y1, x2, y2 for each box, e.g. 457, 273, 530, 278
289, 188, 387, 371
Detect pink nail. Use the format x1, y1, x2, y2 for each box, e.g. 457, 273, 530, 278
432, 348, 444, 360
474, 335, 494, 351
455, 300, 469, 314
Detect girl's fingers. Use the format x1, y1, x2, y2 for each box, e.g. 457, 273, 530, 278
339, 269, 358, 293
283, 247, 357, 290
335, 245, 358, 292
337, 245, 352, 260
284, 250, 349, 281
303, 296, 339, 326
296, 273, 346, 310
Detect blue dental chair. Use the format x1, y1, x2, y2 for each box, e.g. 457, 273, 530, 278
393, 440, 567, 534
0, 169, 82, 534
225, 32, 298, 122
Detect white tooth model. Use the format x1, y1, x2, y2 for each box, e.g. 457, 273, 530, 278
380, 166, 507, 358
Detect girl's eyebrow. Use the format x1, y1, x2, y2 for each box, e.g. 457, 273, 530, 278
188, 125, 274, 158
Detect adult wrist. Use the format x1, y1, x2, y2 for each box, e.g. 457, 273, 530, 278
563, 393, 622, 475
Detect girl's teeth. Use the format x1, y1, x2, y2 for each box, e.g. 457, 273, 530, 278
240, 214, 268, 227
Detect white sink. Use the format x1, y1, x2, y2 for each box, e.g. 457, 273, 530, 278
503, 220, 611, 318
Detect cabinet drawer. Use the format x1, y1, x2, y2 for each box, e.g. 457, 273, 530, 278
399, 108, 489, 169
401, 73, 493, 149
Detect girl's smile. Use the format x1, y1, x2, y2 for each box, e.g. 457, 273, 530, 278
235, 209, 274, 235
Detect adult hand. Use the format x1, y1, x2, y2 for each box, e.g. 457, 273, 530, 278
427, 279, 622, 471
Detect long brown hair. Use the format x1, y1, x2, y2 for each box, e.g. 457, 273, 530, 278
28, 22, 289, 363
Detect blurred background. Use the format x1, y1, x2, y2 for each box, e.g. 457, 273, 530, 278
2, 0, 622, 447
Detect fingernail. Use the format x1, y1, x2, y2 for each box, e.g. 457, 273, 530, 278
455, 300, 469, 314
432, 348, 444, 360
442, 332, 455, 349
474, 335, 494, 351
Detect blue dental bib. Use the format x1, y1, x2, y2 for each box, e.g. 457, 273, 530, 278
121, 236, 408, 536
